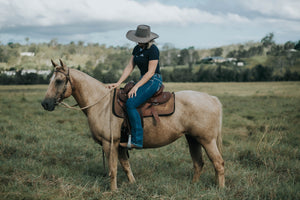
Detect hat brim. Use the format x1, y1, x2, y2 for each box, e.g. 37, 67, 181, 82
126, 30, 159, 43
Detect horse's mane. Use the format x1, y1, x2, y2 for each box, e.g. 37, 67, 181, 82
72, 68, 107, 88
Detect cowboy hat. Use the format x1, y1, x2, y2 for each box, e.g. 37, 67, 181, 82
126, 25, 159, 43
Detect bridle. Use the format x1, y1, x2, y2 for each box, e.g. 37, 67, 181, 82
54, 67, 113, 111
55, 67, 74, 103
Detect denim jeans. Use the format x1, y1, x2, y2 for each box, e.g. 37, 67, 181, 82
126, 74, 162, 148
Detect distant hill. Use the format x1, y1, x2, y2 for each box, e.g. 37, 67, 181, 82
0, 33, 299, 84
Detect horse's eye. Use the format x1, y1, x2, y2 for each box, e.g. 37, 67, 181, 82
55, 79, 64, 85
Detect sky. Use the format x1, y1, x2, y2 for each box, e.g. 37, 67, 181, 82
0, 0, 299, 49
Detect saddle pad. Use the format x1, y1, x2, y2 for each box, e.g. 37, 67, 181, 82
112, 89, 175, 119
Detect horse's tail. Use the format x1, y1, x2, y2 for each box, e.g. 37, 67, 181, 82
217, 101, 223, 155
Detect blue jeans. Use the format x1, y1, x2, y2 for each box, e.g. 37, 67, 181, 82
126, 74, 162, 148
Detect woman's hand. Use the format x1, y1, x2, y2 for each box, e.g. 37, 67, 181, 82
107, 82, 120, 89
128, 86, 139, 98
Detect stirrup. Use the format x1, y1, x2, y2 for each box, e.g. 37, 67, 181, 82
119, 135, 132, 149
119, 135, 142, 149
127, 135, 132, 149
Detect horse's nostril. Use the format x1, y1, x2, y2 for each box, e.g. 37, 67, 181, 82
41, 101, 48, 110
41, 98, 56, 111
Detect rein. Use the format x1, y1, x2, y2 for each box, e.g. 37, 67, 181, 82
58, 89, 112, 111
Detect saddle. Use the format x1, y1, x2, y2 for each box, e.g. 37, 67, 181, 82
112, 81, 175, 124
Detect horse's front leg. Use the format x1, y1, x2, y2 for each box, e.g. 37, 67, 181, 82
102, 140, 119, 191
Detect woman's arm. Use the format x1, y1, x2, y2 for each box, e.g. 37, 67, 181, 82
128, 59, 158, 98
107, 56, 135, 89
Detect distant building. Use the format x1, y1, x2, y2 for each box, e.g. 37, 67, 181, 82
211, 57, 226, 63
22, 69, 51, 76
227, 58, 237, 62
201, 56, 244, 66
3, 71, 16, 76
20, 52, 35, 57
37, 70, 52, 76
201, 56, 228, 63
1, 69, 51, 76
237, 62, 244, 66
21, 69, 37, 75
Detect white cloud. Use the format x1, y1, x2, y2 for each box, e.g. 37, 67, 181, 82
0, 0, 250, 30
0, 0, 298, 48
242, 0, 300, 20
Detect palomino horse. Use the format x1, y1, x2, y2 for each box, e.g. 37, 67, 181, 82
41, 59, 225, 191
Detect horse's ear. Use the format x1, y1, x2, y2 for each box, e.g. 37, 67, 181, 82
59, 59, 67, 71
51, 59, 58, 68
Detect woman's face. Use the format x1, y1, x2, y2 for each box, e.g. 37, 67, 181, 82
138, 42, 147, 49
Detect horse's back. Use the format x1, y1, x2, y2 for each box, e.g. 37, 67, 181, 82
175, 90, 222, 113
174, 90, 222, 137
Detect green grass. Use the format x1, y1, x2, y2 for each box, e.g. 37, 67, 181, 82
0, 82, 299, 199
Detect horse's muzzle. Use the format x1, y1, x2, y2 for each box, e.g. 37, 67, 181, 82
41, 98, 56, 111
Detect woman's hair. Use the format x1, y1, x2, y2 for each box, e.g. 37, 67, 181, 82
147, 40, 155, 49
139, 40, 155, 49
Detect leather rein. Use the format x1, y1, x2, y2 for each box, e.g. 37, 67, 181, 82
55, 67, 112, 111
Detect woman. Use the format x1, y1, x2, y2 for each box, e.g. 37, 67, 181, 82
108, 25, 162, 149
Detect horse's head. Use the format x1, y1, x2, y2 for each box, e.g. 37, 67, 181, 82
41, 59, 73, 111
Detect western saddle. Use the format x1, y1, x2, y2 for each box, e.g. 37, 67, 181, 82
112, 81, 175, 124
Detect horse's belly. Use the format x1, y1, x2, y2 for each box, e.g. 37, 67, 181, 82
142, 120, 184, 148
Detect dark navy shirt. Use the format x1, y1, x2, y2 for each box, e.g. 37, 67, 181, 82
132, 44, 160, 76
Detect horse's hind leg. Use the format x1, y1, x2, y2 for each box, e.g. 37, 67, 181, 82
118, 147, 136, 183
201, 140, 225, 188
185, 135, 204, 183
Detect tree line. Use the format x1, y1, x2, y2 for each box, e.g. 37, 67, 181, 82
0, 33, 299, 84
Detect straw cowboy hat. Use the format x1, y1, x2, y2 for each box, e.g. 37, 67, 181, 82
126, 25, 159, 43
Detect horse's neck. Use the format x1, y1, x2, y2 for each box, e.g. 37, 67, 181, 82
70, 69, 109, 111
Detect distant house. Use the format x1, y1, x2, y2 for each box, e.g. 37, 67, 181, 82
21, 69, 37, 75
201, 56, 227, 63
37, 70, 52, 76
237, 62, 244, 67
201, 56, 245, 66
20, 52, 35, 57
3, 71, 16, 76
21, 69, 51, 76
211, 57, 226, 63
201, 57, 213, 63
227, 58, 237, 62
1, 69, 51, 76
288, 49, 298, 53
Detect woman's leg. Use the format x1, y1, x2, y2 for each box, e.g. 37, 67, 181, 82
125, 75, 162, 147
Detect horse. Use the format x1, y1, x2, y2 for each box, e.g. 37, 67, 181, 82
41, 59, 225, 191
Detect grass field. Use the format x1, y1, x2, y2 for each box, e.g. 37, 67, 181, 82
0, 82, 299, 199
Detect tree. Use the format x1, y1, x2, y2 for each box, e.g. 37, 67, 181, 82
212, 48, 223, 57
294, 40, 300, 50
177, 49, 189, 65
192, 51, 200, 64
25, 37, 30, 45
251, 65, 273, 81
93, 64, 104, 81
284, 41, 295, 50
49, 38, 58, 47
261, 33, 275, 47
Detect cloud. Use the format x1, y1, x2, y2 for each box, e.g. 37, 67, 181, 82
0, 0, 250, 33
0, 0, 298, 47
241, 0, 300, 20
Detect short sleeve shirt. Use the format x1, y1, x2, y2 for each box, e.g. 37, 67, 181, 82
132, 44, 160, 76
